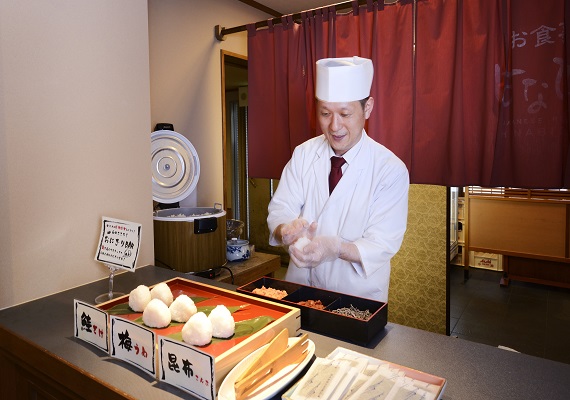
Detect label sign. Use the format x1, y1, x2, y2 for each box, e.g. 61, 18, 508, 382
95, 217, 142, 271
159, 336, 215, 400
110, 316, 156, 377
73, 300, 109, 353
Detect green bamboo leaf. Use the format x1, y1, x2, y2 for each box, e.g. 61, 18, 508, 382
197, 305, 247, 316
229, 316, 275, 338
167, 315, 275, 345
131, 305, 251, 330
190, 297, 209, 304
105, 296, 210, 316
107, 303, 136, 315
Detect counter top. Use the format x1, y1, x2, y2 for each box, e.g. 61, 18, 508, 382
1, 265, 569, 399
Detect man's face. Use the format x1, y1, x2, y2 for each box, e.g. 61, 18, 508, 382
317, 97, 373, 156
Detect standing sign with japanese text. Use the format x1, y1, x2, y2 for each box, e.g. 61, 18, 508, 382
159, 336, 215, 400
95, 217, 142, 271
110, 316, 156, 377
73, 300, 109, 353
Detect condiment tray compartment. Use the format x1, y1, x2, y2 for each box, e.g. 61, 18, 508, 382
283, 286, 338, 308
238, 276, 302, 296
237, 277, 387, 346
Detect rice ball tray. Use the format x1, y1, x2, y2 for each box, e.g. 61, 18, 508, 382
96, 277, 300, 390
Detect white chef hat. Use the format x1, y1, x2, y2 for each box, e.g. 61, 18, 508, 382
315, 56, 374, 102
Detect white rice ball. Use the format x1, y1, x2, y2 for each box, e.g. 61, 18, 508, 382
293, 236, 311, 251
169, 295, 197, 323
150, 282, 173, 306
142, 298, 171, 328
182, 312, 213, 346
208, 305, 235, 339
128, 285, 151, 312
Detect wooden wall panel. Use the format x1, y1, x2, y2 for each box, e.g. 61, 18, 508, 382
469, 198, 567, 259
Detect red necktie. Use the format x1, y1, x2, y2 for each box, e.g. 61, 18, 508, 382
329, 156, 346, 194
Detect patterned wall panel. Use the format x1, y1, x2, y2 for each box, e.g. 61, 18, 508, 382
389, 185, 447, 334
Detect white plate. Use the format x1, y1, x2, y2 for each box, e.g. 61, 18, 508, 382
218, 337, 315, 400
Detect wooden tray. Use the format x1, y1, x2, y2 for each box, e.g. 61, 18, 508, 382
97, 277, 301, 389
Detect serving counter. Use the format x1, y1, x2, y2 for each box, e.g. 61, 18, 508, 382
1, 265, 569, 399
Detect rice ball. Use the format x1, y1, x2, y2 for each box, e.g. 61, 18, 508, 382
128, 285, 151, 312
169, 295, 197, 323
150, 282, 173, 306
142, 298, 171, 328
293, 236, 311, 251
208, 305, 235, 339
182, 312, 213, 346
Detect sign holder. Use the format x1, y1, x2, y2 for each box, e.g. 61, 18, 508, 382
95, 263, 125, 304
94, 217, 142, 304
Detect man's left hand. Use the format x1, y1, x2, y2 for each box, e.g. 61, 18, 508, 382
289, 236, 341, 268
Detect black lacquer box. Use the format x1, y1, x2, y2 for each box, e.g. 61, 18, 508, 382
237, 277, 388, 346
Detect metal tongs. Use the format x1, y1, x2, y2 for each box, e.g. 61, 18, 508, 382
234, 331, 309, 399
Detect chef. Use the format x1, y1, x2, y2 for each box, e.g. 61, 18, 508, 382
267, 56, 409, 302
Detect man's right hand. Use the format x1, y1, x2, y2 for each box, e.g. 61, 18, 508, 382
276, 218, 316, 246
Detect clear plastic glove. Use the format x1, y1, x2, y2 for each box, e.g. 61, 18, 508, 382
279, 219, 316, 246
289, 236, 341, 268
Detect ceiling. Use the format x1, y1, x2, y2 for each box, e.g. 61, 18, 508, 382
224, 1, 338, 90
246, 1, 339, 16
224, 0, 352, 90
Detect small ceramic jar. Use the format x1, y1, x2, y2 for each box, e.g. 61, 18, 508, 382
226, 238, 251, 262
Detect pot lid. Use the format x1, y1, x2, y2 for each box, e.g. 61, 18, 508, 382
153, 206, 226, 221
227, 238, 249, 245
151, 130, 200, 203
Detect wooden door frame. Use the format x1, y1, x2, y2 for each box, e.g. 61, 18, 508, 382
220, 50, 247, 221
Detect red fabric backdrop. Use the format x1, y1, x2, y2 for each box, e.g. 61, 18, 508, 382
247, 0, 569, 188
414, 0, 503, 186
492, 0, 569, 188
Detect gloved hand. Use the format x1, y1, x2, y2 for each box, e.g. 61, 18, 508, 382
289, 236, 341, 268
279, 219, 316, 246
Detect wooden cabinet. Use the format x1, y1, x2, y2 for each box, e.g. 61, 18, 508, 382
451, 189, 468, 270
457, 196, 468, 267
466, 188, 570, 288
0, 328, 127, 400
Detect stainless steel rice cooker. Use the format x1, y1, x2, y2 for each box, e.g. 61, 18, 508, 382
151, 130, 226, 272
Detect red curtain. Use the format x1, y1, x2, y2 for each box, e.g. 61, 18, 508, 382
248, 1, 414, 179
247, 17, 309, 179
491, 0, 569, 188
414, 0, 504, 186
247, 0, 570, 188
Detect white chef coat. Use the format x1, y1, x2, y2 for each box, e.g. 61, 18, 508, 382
267, 130, 409, 302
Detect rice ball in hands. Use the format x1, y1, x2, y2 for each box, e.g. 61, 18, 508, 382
128, 285, 151, 312
293, 236, 311, 251
169, 295, 197, 323
150, 282, 173, 306
182, 312, 213, 346
208, 305, 235, 338
142, 298, 172, 328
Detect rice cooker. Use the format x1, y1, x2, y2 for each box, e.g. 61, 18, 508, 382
151, 130, 226, 272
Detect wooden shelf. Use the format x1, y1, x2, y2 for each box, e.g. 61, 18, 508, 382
216, 252, 281, 286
